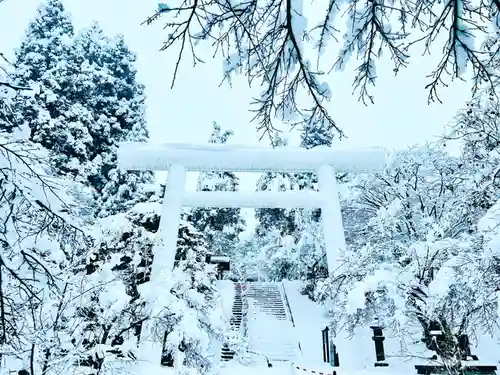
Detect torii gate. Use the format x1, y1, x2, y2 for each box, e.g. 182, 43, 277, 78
118, 143, 386, 283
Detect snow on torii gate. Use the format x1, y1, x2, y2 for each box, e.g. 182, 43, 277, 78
118, 143, 386, 280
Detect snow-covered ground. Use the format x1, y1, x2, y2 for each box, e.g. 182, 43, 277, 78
220, 361, 295, 375
113, 280, 500, 375
282, 280, 329, 364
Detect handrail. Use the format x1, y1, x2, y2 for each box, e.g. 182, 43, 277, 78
281, 281, 296, 327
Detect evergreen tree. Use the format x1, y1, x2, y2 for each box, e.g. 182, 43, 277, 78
252, 133, 302, 280
10, 0, 77, 157
13, 0, 74, 86
71, 24, 153, 217
188, 122, 245, 256
254, 133, 299, 238
300, 123, 334, 150
11, 4, 152, 218
296, 122, 335, 202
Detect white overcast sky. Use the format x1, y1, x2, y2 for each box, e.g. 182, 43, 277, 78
0, 0, 473, 202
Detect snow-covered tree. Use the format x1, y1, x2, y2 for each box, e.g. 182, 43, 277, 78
300, 123, 334, 150
443, 91, 500, 212
251, 134, 303, 280
75, 196, 157, 373
227, 238, 264, 281
13, 0, 73, 86
0, 69, 16, 132
255, 133, 298, 237
188, 122, 245, 257
298, 173, 361, 299
145, 0, 498, 139
70, 26, 153, 217
82, 189, 242, 374
0, 36, 97, 374
0, 126, 92, 374
9, 0, 76, 155
11, 4, 152, 218
319, 147, 498, 368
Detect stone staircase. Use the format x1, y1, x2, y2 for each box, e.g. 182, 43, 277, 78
221, 283, 244, 361
245, 282, 298, 362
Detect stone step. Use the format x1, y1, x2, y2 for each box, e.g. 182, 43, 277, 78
221, 283, 247, 362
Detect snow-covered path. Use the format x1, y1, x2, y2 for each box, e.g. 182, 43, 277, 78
245, 282, 299, 362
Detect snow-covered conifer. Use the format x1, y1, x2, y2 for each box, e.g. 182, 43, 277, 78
188, 122, 245, 257
13, 0, 73, 86
11, 5, 152, 217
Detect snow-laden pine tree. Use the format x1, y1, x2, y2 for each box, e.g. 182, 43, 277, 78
292, 123, 334, 292
10, 0, 76, 157
13, 0, 73, 86
11, 3, 152, 218
187, 122, 245, 257
255, 133, 298, 237
252, 133, 302, 280
71, 25, 153, 217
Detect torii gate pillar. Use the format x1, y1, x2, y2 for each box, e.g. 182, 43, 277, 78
153, 163, 186, 279
318, 164, 347, 274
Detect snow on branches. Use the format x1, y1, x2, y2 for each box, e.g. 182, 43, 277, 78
143, 0, 338, 140
145, 0, 499, 138
0, 130, 91, 374
320, 147, 499, 355
86, 194, 240, 374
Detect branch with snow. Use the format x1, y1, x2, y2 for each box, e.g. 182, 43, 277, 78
144, 0, 339, 140
145, 0, 499, 138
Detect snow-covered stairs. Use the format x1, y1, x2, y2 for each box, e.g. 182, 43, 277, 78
245, 282, 298, 362
221, 283, 244, 361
